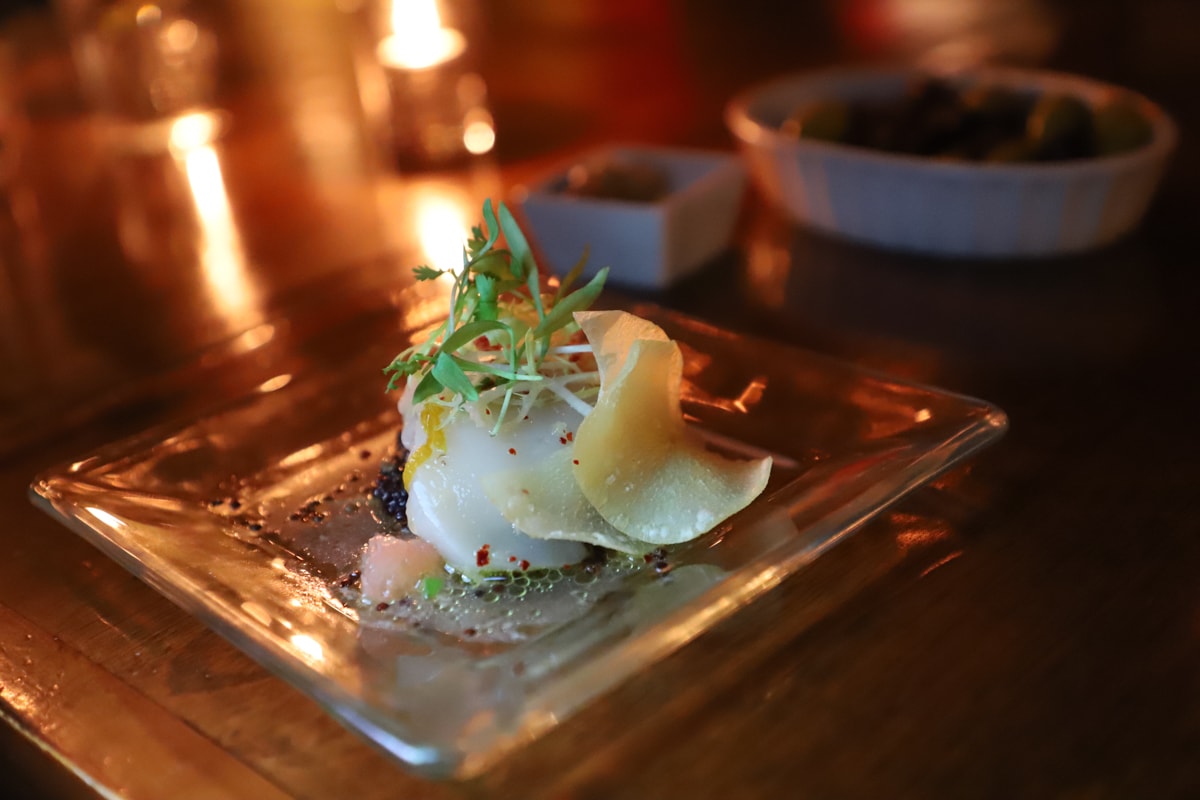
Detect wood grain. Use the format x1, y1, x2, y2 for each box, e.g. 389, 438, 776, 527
1, 0, 1198, 797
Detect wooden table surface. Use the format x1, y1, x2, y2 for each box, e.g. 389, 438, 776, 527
2, 1, 1198, 797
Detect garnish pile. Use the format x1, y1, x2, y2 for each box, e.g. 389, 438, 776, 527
368, 197, 771, 586
384, 200, 608, 433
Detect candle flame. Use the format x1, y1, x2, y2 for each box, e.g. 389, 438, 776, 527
380, 0, 465, 69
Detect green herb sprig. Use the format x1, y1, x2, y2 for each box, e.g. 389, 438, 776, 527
384, 200, 608, 426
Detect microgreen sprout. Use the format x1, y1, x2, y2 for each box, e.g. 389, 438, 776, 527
384, 200, 608, 433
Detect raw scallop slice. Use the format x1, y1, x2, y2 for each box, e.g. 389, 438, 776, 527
404, 402, 589, 577
481, 448, 645, 554
572, 338, 771, 544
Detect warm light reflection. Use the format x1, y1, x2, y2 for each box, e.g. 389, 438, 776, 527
919, 550, 964, 577
888, 0, 979, 32
228, 323, 276, 355
86, 507, 126, 529
379, 0, 466, 70
168, 111, 222, 152
680, 376, 768, 417
377, 174, 491, 321
256, 373, 293, 393
894, 513, 952, 551
854, 0, 1057, 69
462, 118, 495, 155
745, 235, 791, 310
733, 377, 768, 414
182, 144, 254, 318
279, 443, 327, 468
162, 18, 199, 53
416, 194, 469, 275
198, 323, 276, 369
290, 633, 325, 663
240, 601, 273, 627
136, 3, 162, 26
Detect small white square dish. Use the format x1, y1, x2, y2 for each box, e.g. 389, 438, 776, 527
516, 145, 746, 289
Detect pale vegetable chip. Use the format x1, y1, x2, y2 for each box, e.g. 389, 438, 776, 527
574, 309, 669, 386
572, 333, 772, 544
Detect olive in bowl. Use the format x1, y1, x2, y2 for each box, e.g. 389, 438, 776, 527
782, 75, 1155, 164
726, 66, 1176, 258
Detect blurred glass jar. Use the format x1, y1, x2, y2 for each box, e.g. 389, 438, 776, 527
55, 0, 224, 152
43, 0, 392, 355
352, 0, 495, 169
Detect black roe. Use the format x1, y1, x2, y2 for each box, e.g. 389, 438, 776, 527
371, 444, 410, 526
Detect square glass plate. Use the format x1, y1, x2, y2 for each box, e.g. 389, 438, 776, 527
30, 298, 1006, 779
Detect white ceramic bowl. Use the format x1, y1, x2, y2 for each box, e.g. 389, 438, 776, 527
726, 66, 1178, 258
516, 145, 746, 289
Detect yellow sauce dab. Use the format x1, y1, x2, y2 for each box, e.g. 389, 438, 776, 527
403, 403, 448, 489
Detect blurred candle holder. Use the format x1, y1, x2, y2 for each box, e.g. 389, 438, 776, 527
55, 0, 226, 155
363, 0, 495, 170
